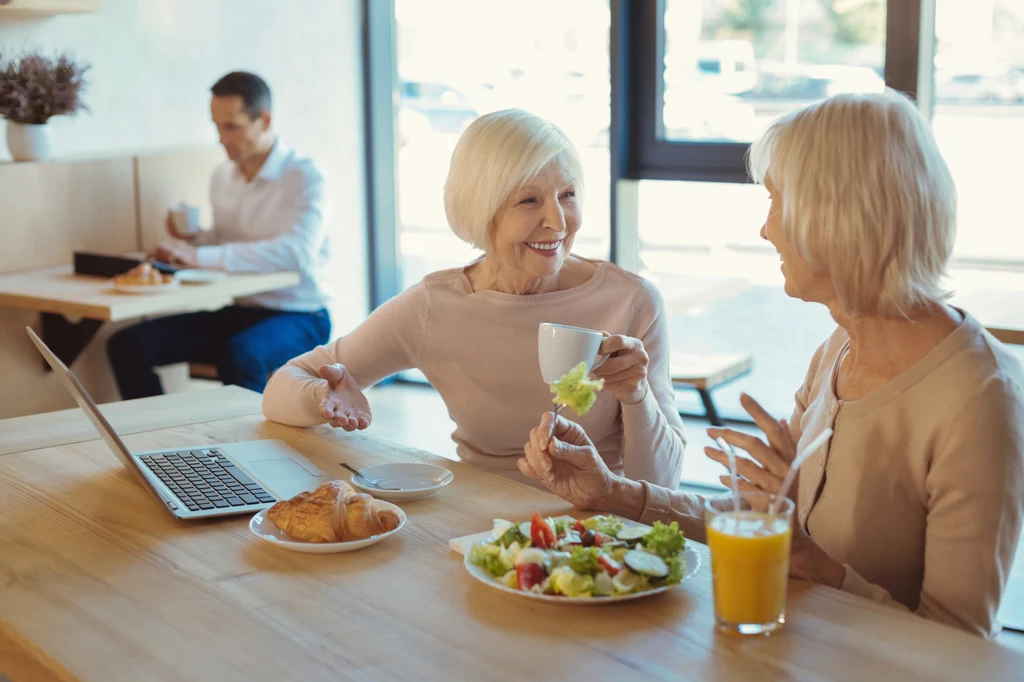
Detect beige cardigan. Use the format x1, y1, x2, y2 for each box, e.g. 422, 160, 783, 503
640, 312, 1024, 637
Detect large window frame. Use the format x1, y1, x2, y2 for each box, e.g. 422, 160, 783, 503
621, 0, 927, 184
365, 0, 937, 306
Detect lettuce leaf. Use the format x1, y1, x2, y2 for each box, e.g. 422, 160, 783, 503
581, 515, 624, 537
568, 546, 602, 576
550, 362, 605, 415
656, 555, 686, 586
468, 543, 513, 577
644, 521, 685, 559
549, 565, 596, 597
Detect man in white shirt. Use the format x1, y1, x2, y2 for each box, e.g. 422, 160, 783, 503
107, 71, 332, 399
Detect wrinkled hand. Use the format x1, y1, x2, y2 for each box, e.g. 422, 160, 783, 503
518, 412, 616, 511
592, 333, 649, 405
317, 364, 371, 431
148, 240, 198, 267
705, 393, 846, 588
705, 393, 797, 499
788, 524, 847, 588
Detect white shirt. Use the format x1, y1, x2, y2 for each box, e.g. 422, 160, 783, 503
194, 139, 333, 312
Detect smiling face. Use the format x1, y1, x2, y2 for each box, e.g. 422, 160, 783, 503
760, 175, 834, 305
486, 155, 581, 281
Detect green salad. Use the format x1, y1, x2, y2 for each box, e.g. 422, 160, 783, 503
468, 513, 686, 598
550, 362, 605, 415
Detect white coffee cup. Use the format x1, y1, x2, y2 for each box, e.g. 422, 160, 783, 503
538, 322, 608, 384
170, 203, 200, 236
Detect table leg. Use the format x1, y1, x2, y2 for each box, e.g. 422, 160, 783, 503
39, 313, 103, 371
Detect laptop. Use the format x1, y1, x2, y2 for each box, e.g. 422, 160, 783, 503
27, 326, 326, 520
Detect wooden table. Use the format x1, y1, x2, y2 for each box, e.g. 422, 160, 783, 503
0, 264, 300, 369
0, 264, 299, 322
1, 388, 1021, 682
0, 386, 260, 456
954, 288, 1024, 345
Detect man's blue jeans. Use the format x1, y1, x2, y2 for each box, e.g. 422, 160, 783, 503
107, 306, 331, 399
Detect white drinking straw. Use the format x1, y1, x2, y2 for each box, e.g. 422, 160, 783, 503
769, 427, 834, 516
715, 436, 741, 513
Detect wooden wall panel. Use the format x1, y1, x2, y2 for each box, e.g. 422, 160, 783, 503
0, 157, 137, 274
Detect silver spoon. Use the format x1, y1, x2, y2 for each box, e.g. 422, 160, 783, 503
339, 463, 400, 491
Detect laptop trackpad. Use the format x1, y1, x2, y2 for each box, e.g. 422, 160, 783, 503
246, 457, 320, 481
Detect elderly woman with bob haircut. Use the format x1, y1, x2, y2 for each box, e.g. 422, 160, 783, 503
263, 109, 686, 487
516, 89, 1024, 637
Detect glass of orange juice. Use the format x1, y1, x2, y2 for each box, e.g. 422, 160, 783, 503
705, 492, 794, 636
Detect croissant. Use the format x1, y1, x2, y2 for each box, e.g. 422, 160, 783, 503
113, 262, 171, 286
267, 480, 401, 543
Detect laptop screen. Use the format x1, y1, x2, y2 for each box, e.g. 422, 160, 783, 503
26, 326, 146, 485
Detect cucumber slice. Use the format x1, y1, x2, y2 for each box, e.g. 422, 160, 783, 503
624, 550, 668, 578
616, 526, 652, 542
519, 521, 532, 540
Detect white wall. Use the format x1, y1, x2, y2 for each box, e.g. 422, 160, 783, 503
0, 0, 369, 334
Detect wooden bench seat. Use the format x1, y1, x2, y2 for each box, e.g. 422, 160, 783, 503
670, 352, 753, 426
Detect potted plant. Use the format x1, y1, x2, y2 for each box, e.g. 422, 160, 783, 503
0, 50, 89, 162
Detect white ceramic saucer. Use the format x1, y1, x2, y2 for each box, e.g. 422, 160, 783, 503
348, 462, 454, 501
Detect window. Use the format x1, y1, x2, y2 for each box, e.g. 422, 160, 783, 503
662, 0, 886, 144
931, 0, 1024, 266
626, 0, 897, 423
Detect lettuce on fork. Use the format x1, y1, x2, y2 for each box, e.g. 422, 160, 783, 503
550, 362, 605, 415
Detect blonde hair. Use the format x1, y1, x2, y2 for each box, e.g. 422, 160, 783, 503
747, 88, 957, 317
444, 109, 584, 250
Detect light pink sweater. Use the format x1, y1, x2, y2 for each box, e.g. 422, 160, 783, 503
640, 312, 1024, 637
263, 260, 687, 488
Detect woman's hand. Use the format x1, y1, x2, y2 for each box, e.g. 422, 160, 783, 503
592, 333, 649, 406
518, 412, 645, 518
704, 393, 797, 498
788, 527, 847, 589
705, 393, 845, 588
317, 364, 371, 431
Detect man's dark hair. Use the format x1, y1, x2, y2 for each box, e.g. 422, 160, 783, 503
210, 71, 272, 119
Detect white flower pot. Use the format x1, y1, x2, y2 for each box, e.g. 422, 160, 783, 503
6, 121, 52, 162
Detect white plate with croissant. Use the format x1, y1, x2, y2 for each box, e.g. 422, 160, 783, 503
109, 262, 180, 294
249, 480, 406, 553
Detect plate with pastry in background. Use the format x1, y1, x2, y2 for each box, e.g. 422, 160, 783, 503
249, 480, 406, 553
109, 262, 180, 294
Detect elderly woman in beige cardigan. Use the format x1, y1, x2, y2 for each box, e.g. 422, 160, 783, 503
518, 89, 1024, 638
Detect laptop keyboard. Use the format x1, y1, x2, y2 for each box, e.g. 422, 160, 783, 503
140, 449, 276, 512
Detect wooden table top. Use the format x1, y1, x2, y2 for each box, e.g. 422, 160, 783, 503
1, 389, 1021, 682
0, 386, 261, 456
0, 264, 300, 322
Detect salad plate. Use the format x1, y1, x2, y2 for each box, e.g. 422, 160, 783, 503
461, 514, 700, 603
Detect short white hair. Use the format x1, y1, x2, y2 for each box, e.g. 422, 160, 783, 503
444, 109, 585, 250
748, 88, 957, 317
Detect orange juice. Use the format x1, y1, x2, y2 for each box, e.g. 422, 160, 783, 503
705, 493, 794, 636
